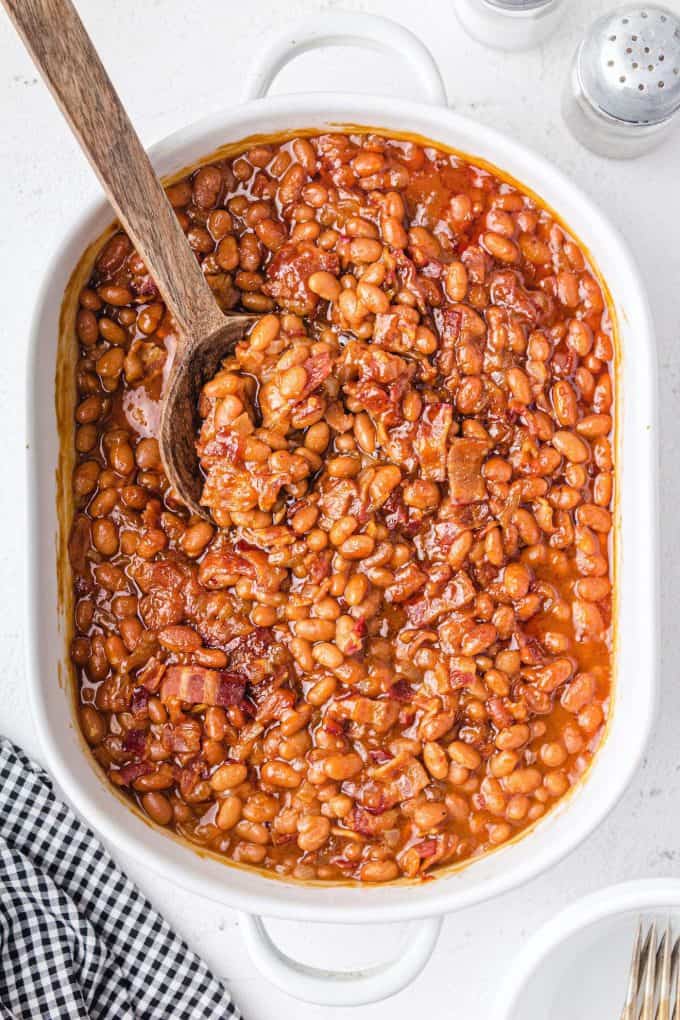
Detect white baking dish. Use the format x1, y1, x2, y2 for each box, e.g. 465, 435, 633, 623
26, 12, 658, 1006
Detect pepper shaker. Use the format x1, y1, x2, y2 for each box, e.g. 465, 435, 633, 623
563, 5, 680, 158
453, 0, 568, 52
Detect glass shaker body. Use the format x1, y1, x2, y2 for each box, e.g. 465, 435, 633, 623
453, 0, 568, 52
562, 6, 680, 159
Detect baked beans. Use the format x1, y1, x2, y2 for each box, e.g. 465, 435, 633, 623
69, 132, 614, 884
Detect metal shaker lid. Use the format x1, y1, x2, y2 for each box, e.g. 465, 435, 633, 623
578, 5, 680, 126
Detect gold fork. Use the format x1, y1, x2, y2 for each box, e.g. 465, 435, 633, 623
621, 920, 680, 1020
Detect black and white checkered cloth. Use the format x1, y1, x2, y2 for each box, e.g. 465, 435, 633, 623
0, 738, 242, 1019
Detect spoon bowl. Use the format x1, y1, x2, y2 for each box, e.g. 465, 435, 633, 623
160, 314, 257, 517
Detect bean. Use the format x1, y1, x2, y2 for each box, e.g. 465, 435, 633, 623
262, 761, 301, 788
80, 706, 106, 745
483, 231, 519, 263
488, 822, 513, 845
322, 753, 363, 780
295, 619, 335, 642
182, 521, 214, 557
567, 320, 593, 356
552, 430, 589, 463
216, 796, 243, 831
361, 860, 399, 883
448, 741, 481, 770
444, 261, 468, 302
193, 166, 222, 209
92, 519, 118, 556
562, 673, 596, 713
577, 413, 612, 438
503, 562, 531, 599
210, 763, 248, 791
326, 454, 359, 478
349, 237, 383, 263
339, 534, 375, 560
309, 271, 341, 301
380, 215, 406, 248
369, 465, 401, 507
423, 742, 449, 780
507, 367, 532, 404
574, 576, 611, 601
142, 792, 173, 826
297, 815, 331, 852
575, 504, 612, 532
503, 768, 542, 794
413, 802, 448, 831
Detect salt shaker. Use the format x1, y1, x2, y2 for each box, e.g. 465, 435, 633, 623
453, 0, 568, 52
563, 5, 680, 158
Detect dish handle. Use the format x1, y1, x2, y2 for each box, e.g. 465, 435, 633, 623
238, 911, 443, 1006
241, 12, 447, 107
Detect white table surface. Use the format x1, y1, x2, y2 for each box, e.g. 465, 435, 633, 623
1, 0, 679, 1016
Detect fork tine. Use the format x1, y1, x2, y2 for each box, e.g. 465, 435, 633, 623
622, 922, 645, 1020
656, 921, 672, 1020
673, 936, 680, 1020
639, 922, 658, 1020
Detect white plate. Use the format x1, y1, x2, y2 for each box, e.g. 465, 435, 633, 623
493, 879, 680, 1019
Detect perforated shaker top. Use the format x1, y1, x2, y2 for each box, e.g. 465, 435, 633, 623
578, 5, 680, 125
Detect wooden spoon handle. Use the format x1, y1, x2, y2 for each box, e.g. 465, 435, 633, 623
2, 0, 225, 343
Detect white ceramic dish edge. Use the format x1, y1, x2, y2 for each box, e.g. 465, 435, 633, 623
25, 12, 658, 1006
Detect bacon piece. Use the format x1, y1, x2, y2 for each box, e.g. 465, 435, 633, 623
488, 269, 540, 324
68, 515, 91, 574
487, 697, 514, 731
198, 550, 256, 589
130, 273, 159, 299
132, 559, 187, 594
264, 242, 340, 313
225, 627, 273, 666
450, 669, 475, 690
341, 342, 414, 427
113, 762, 152, 787
139, 590, 185, 630
161, 720, 202, 754
308, 549, 333, 583
385, 562, 428, 603
372, 308, 419, 356
300, 351, 332, 398
369, 749, 393, 764
161, 666, 246, 708
349, 805, 399, 836
406, 570, 476, 626
447, 437, 489, 505
381, 488, 408, 531
177, 757, 206, 799
253, 686, 296, 724
387, 759, 430, 802
461, 244, 493, 285
200, 428, 246, 464
387, 679, 413, 702
122, 728, 146, 755
415, 403, 453, 482
137, 656, 167, 693
331, 696, 400, 734
130, 687, 150, 718
223, 627, 286, 685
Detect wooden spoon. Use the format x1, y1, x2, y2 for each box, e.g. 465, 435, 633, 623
3, 0, 256, 516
